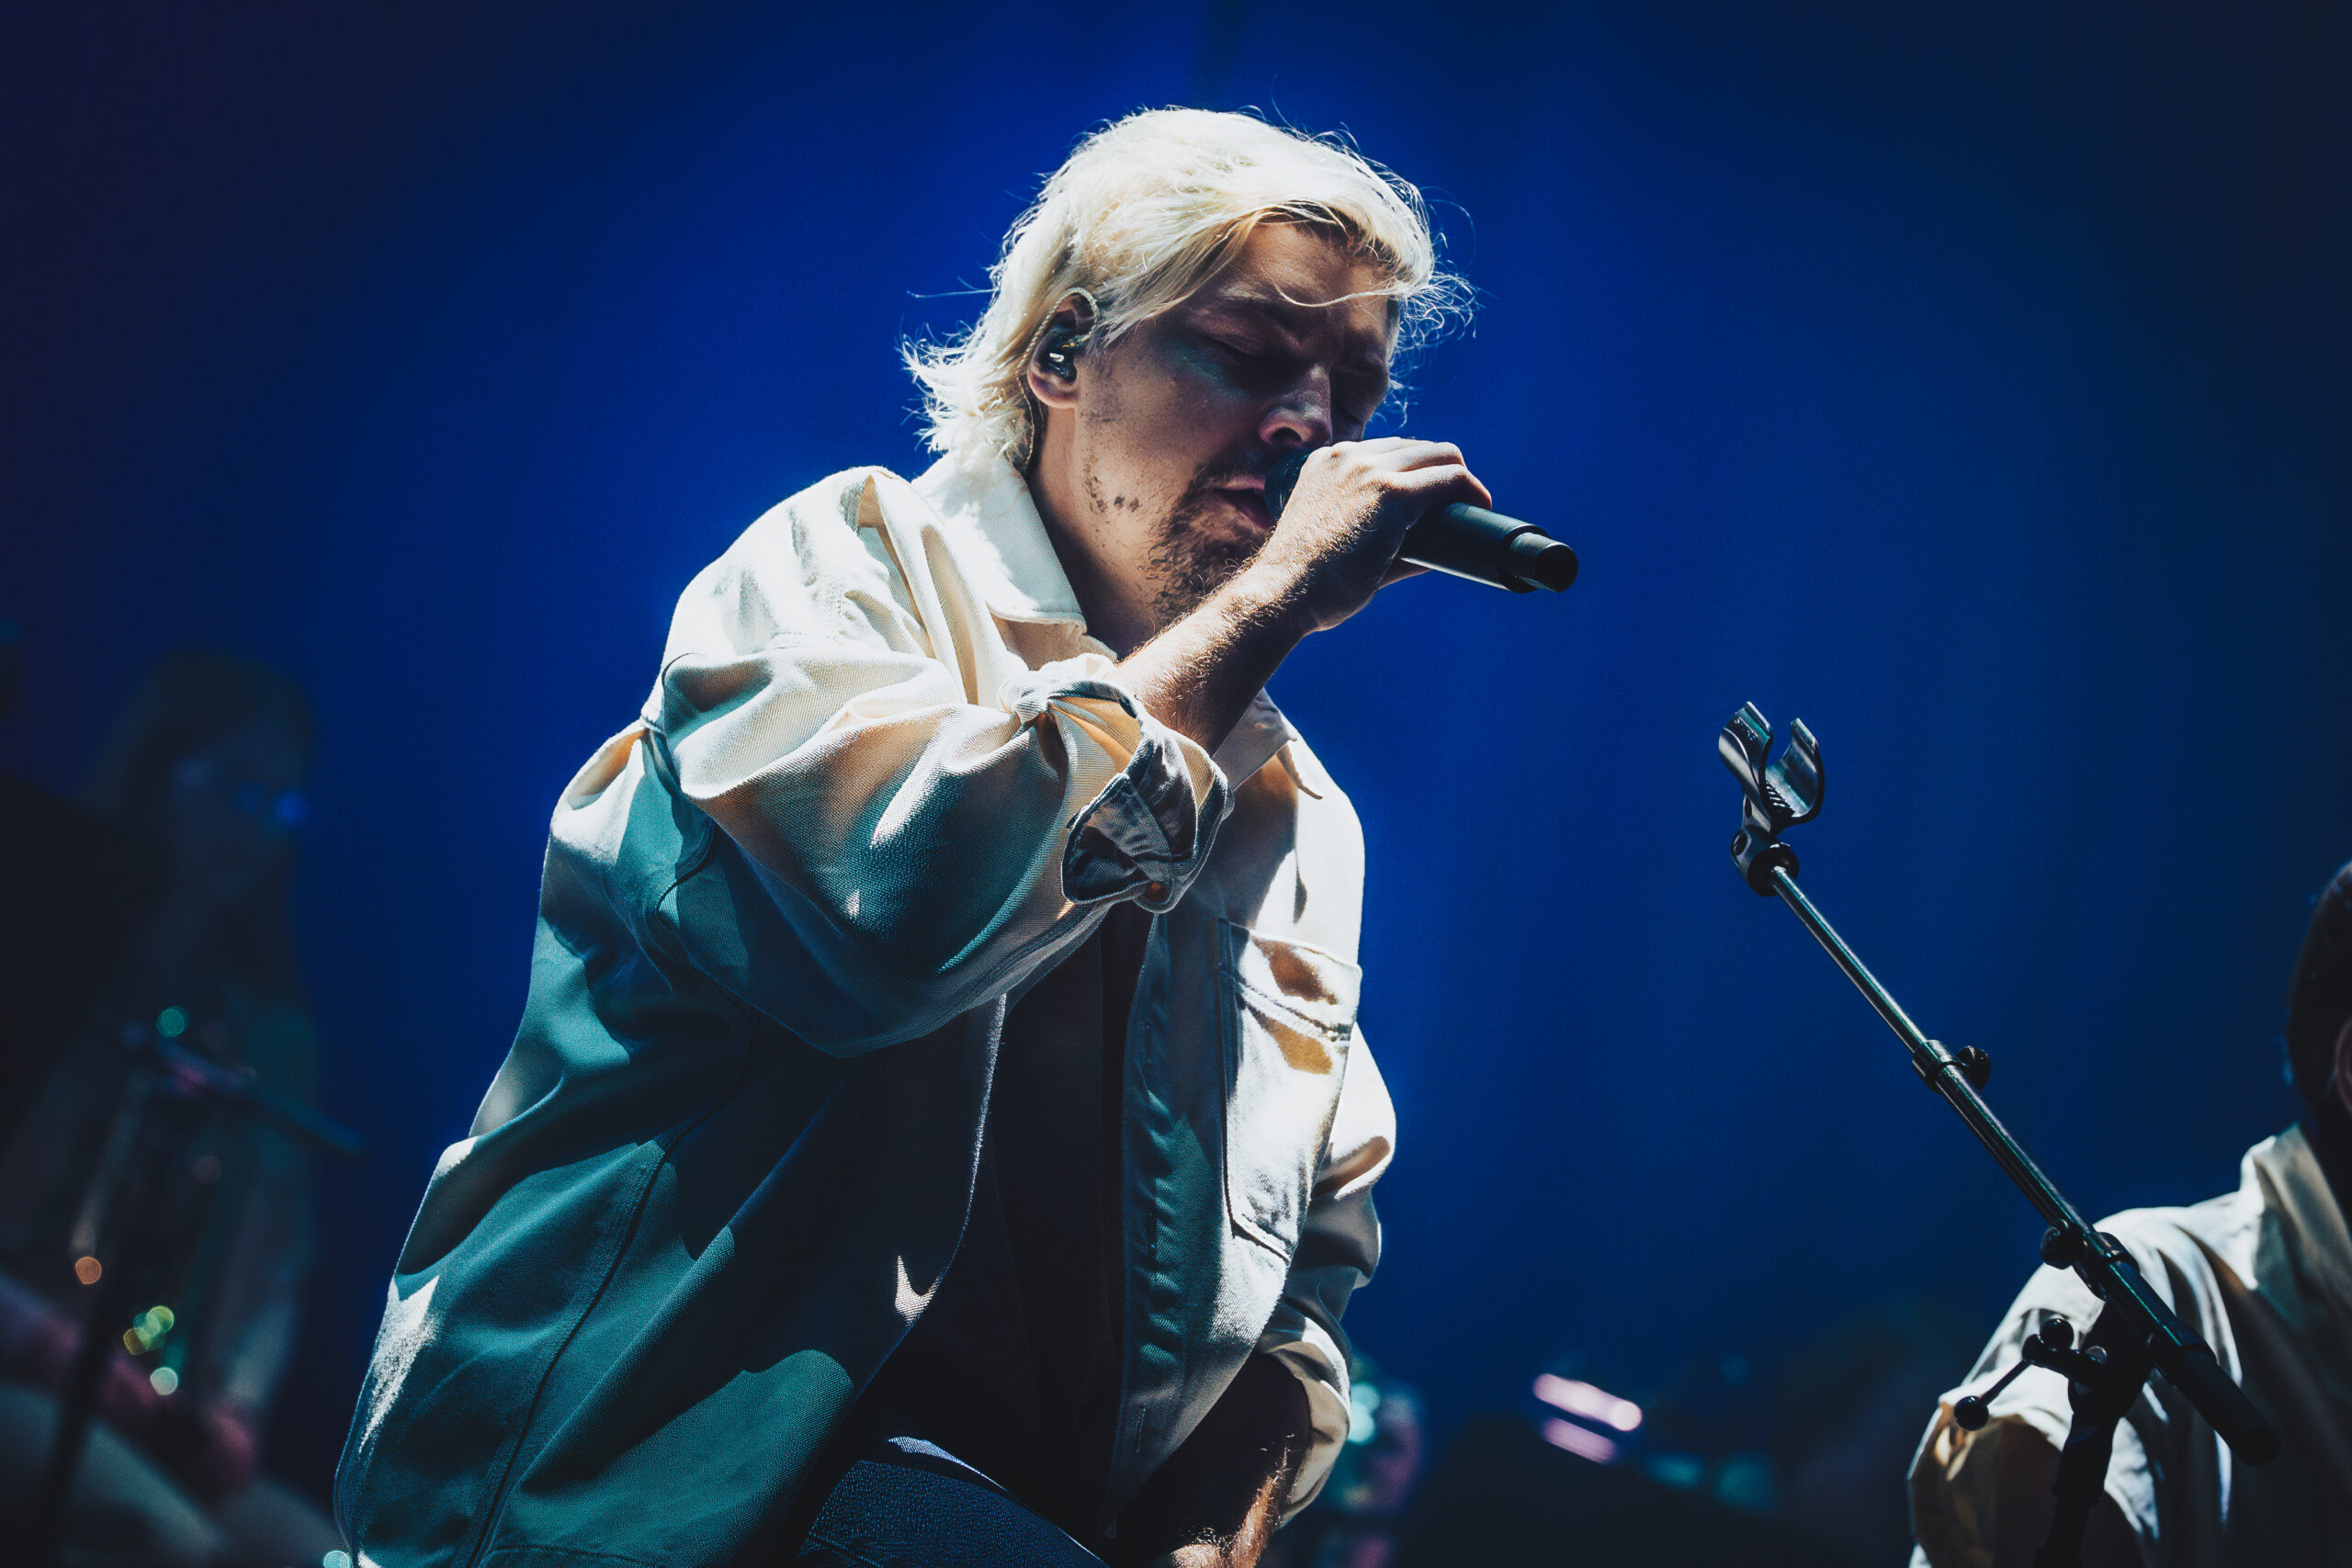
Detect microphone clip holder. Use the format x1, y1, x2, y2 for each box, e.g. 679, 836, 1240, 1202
1720, 702, 1822, 894
1717, 702, 2278, 1568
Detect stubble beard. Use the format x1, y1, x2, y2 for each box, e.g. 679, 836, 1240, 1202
1145, 457, 1269, 631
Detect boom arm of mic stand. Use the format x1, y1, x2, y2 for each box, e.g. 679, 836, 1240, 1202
150, 1036, 366, 1160
1719, 703, 2277, 1469
1760, 864, 2278, 1465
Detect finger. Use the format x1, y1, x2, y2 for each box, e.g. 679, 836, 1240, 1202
1385, 459, 1494, 512
1347, 439, 1464, 474
1362, 446, 1494, 508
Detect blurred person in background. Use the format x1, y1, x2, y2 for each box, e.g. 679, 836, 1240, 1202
0, 649, 341, 1567
1906, 855, 2352, 1567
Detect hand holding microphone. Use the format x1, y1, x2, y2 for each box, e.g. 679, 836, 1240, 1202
1264, 445, 1578, 596
1123, 439, 1571, 755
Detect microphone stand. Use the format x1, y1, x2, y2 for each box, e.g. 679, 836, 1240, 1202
27, 1027, 363, 1567
1715, 704, 2278, 1568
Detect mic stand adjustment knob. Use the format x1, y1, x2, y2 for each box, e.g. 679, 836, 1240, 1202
1953, 1318, 2092, 1431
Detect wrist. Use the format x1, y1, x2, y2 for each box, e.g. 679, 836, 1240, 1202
1226, 558, 1318, 643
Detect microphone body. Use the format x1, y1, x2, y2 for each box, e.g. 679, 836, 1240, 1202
1261, 450, 1578, 594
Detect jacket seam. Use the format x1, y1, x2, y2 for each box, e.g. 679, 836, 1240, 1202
641, 723, 718, 903
458, 1043, 761, 1568
1227, 972, 1357, 1042
451, 1149, 660, 1568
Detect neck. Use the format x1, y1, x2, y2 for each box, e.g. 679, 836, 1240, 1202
1024, 434, 1158, 658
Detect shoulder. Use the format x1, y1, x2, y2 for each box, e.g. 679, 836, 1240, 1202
2097, 1201, 2235, 1266
1960, 1192, 2245, 1382
2092, 1156, 2269, 1300
655, 468, 928, 673
702, 467, 906, 611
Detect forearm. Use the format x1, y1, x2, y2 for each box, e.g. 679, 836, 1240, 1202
1118, 565, 1310, 756
1122, 1354, 1312, 1568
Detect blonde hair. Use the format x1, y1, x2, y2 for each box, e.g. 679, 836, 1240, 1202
907, 107, 1467, 468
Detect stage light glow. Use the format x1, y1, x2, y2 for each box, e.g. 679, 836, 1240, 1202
1346, 1381, 1382, 1443
1532, 1372, 1643, 1432
1541, 1416, 1621, 1464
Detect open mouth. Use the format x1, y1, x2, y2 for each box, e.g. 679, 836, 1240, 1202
1213, 484, 1273, 533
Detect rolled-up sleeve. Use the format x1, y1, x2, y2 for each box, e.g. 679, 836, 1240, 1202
650, 471, 1226, 1053
1255, 1030, 1396, 1519
998, 670, 1220, 912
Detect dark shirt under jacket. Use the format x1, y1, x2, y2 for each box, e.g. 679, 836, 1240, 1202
854, 901, 1155, 1548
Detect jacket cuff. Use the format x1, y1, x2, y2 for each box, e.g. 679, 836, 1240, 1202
1004, 670, 1226, 910
1255, 1306, 1353, 1522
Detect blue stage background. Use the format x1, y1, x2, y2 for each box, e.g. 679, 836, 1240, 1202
6, 0, 2348, 1510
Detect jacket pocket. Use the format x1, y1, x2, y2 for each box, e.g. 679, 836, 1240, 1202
1218, 919, 1359, 1257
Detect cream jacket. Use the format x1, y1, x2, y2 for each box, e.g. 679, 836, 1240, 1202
334, 456, 1394, 1567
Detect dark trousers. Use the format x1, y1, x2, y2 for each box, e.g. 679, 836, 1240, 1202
775, 1417, 1107, 1568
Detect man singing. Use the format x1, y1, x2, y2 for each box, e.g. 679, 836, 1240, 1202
337, 109, 1484, 1568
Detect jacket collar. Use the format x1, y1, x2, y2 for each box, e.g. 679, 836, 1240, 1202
911, 454, 1086, 626
2256, 1124, 2352, 1337
1215, 691, 1297, 791
910, 454, 1297, 786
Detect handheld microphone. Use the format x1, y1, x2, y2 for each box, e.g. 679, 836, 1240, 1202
1261, 449, 1578, 594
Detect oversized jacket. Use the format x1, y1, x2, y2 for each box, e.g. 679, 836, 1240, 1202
334, 456, 1396, 1568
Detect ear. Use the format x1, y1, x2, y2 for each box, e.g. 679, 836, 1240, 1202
2333, 1016, 2352, 1118
1023, 296, 1094, 411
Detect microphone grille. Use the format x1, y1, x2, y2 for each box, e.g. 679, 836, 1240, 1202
1262, 449, 1313, 523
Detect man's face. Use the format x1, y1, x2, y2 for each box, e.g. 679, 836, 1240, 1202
1027, 223, 1396, 647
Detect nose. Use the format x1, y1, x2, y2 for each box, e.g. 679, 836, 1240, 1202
1258, 366, 1333, 452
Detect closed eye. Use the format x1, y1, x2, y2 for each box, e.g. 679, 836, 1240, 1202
1337, 373, 1389, 431
1200, 328, 1387, 426
1204, 335, 1299, 395
1209, 334, 1282, 369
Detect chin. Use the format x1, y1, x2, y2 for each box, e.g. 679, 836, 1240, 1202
1148, 535, 1261, 625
